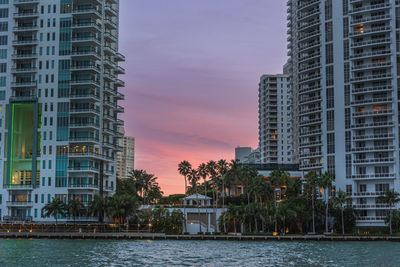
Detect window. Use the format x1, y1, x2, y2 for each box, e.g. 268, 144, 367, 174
0, 35, 8, 45
326, 43, 333, 64
327, 133, 335, 154
48, 177, 51, 186
326, 87, 334, 109
0, 77, 5, 86
0, 8, 8, 18
326, 65, 334, 86
0, 22, 7, 32
327, 110, 334, 131
35, 194, 38, 203
0, 49, 6, 59
325, 21, 333, 42
0, 63, 5, 72
41, 194, 44, 203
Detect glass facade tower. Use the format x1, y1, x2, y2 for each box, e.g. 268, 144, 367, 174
0, 0, 125, 222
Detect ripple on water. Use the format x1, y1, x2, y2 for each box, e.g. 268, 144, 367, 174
0, 240, 399, 266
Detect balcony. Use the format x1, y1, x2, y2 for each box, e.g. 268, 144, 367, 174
70, 64, 101, 73
352, 109, 393, 118
71, 50, 101, 60
68, 151, 113, 161
68, 166, 99, 173
353, 158, 395, 165
351, 145, 395, 153
68, 136, 100, 143
69, 121, 100, 129
351, 85, 392, 94
11, 53, 38, 59
350, 15, 391, 25
12, 39, 39, 46
13, 12, 39, 18
70, 108, 100, 115
352, 133, 394, 141
350, 50, 391, 60
72, 36, 101, 46
4, 184, 36, 190
352, 204, 390, 209
70, 79, 100, 87
6, 201, 33, 207
352, 121, 394, 129
72, 8, 102, 19
70, 92, 100, 101
115, 52, 125, 62
67, 184, 99, 190
115, 79, 125, 87
11, 67, 37, 73
11, 81, 37, 88
13, 25, 39, 32
349, 3, 391, 15
350, 26, 391, 37
351, 38, 391, 49
351, 173, 395, 180
351, 97, 392, 106
72, 22, 101, 31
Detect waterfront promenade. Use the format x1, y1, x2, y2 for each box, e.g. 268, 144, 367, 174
0, 232, 399, 241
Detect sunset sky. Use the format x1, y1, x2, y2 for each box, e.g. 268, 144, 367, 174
118, 0, 288, 195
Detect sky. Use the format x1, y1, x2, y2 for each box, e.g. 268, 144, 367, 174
118, 0, 288, 195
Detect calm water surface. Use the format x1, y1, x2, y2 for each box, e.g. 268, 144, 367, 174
0, 239, 398, 266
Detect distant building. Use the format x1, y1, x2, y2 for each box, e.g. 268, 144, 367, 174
258, 74, 293, 164
235, 147, 261, 164
116, 128, 135, 179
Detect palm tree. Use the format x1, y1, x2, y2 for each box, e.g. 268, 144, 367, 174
305, 171, 319, 234
333, 189, 350, 235
217, 159, 229, 232
178, 161, 192, 195
43, 198, 67, 225
197, 163, 209, 232
379, 190, 400, 235
320, 171, 334, 233
276, 203, 296, 235
188, 168, 201, 233
67, 199, 84, 226
178, 160, 192, 232
226, 160, 241, 196
241, 165, 258, 205
89, 195, 107, 223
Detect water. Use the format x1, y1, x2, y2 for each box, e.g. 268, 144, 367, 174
0, 239, 398, 266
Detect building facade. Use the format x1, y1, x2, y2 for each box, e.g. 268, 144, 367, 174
258, 74, 293, 164
116, 130, 135, 179
287, 0, 399, 226
0, 0, 125, 221
235, 146, 261, 164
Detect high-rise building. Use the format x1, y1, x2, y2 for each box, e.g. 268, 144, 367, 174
0, 0, 125, 222
116, 128, 135, 179
287, 0, 398, 226
235, 146, 261, 164
258, 74, 293, 164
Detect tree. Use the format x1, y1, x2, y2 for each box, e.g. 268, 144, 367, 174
276, 203, 296, 235
305, 171, 319, 234
333, 189, 350, 235
379, 190, 400, 235
67, 199, 84, 226
178, 161, 192, 233
319, 171, 334, 233
217, 159, 229, 232
225, 160, 241, 196
107, 194, 138, 229
188, 169, 201, 233
178, 161, 192, 195
43, 198, 67, 225
89, 195, 107, 223
197, 163, 209, 232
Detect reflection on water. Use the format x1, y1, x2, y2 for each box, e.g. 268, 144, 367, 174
0, 239, 398, 267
